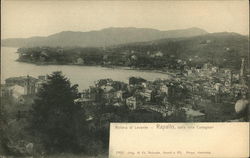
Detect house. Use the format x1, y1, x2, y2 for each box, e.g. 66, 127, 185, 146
139, 89, 152, 102
150, 51, 163, 58
211, 66, 219, 73
114, 90, 123, 100
5, 76, 38, 95
203, 63, 212, 70
35, 81, 44, 93
75, 57, 84, 64
160, 85, 169, 95
8, 85, 26, 103
38, 75, 47, 81
196, 68, 202, 73
103, 55, 108, 60
13, 85, 24, 98
74, 98, 93, 107
5, 76, 36, 86
224, 69, 231, 74
155, 51, 163, 57
214, 83, 222, 91
177, 59, 183, 64
19, 52, 29, 58
126, 96, 137, 110
131, 55, 137, 60
141, 82, 147, 88
233, 74, 240, 82
41, 51, 49, 58
187, 70, 193, 76
39, 51, 49, 61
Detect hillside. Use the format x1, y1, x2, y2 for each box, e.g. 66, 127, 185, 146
16, 32, 249, 70
2, 27, 207, 47
111, 32, 249, 69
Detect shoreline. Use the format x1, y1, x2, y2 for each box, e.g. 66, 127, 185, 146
16, 59, 176, 77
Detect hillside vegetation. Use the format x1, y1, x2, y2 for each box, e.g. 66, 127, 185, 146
16, 32, 249, 70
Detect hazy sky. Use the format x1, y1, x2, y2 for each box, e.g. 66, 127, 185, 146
1, 0, 249, 39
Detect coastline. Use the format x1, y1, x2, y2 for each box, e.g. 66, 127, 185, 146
16, 59, 176, 77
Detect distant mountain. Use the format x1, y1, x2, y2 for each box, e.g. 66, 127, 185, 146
1, 27, 208, 47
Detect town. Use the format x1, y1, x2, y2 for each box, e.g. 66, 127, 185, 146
1, 57, 249, 123
1, 55, 249, 157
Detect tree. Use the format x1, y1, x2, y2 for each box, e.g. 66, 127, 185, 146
129, 77, 146, 85
0, 100, 11, 155
30, 71, 85, 153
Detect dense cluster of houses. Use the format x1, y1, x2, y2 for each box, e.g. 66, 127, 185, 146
183, 59, 248, 101
74, 76, 206, 121
75, 58, 248, 122
1, 57, 248, 122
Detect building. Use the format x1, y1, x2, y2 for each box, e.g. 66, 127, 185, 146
74, 98, 93, 107
131, 55, 137, 60
8, 85, 25, 99
211, 66, 219, 73
114, 90, 123, 100
160, 85, 169, 95
150, 51, 163, 58
155, 51, 163, 57
75, 57, 84, 64
5, 76, 38, 95
240, 58, 246, 85
139, 89, 152, 102
3, 75, 48, 99
141, 82, 147, 88
224, 69, 232, 87
187, 69, 194, 76
0, 85, 26, 103
38, 75, 47, 81
214, 83, 222, 103
126, 96, 137, 110
203, 63, 212, 70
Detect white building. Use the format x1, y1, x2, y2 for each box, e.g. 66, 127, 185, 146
9, 85, 25, 99
126, 96, 137, 110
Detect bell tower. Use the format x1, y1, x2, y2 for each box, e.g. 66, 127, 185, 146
240, 58, 246, 85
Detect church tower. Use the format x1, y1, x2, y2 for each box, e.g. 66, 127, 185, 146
240, 58, 246, 85
24, 75, 31, 95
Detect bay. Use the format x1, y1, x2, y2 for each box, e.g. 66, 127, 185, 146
1, 47, 170, 91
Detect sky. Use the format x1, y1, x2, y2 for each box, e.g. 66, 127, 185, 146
1, 0, 249, 39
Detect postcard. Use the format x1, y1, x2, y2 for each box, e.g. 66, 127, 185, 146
1, 0, 249, 158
